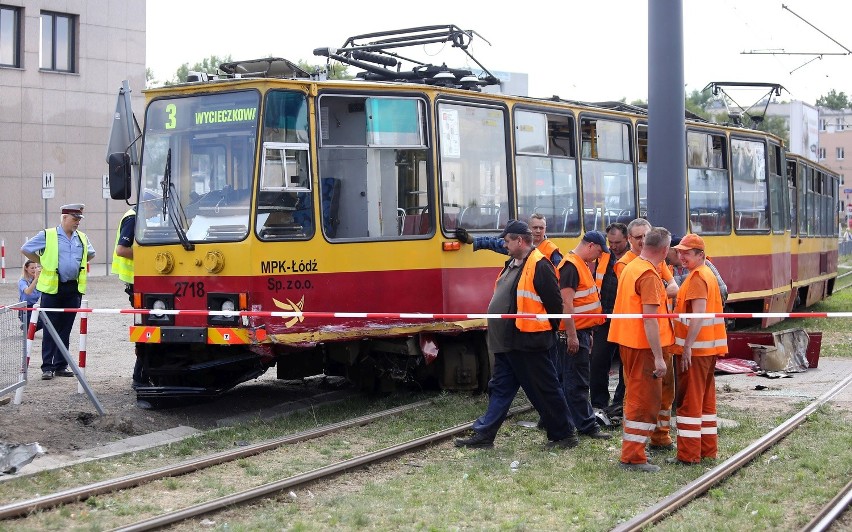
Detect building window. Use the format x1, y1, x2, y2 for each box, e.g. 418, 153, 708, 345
0, 5, 21, 67
838, 147, 845, 160
40, 11, 75, 72
819, 148, 826, 160
820, 119, 827, 131
837, 118, 845, 131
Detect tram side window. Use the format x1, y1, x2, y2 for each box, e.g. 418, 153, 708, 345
318, 95, 431, 240
798, 165, 808, 236
255, 91, 313, 240
786, 159, 797, 235
514, 110, 580, 234
731, 138, 769, 232
439, 102, 509, 232
580, 117, 635, 232
687, 131, 731, 234
637, 124, 648, 220
768, 144, 787, 233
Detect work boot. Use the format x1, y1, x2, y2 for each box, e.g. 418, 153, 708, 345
666, 457, 697, 466
454, 432, 494, 449
545, 431, 579, 449
619, 462, 660, 473
581, 428, 612, 440
54, 369, 74, 377
650, 442, 675, 452
41, 371, 54, 380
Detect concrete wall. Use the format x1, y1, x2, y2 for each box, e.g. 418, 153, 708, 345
0, 0, 145, 275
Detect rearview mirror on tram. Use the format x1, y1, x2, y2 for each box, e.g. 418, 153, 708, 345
108, 152, 131, 200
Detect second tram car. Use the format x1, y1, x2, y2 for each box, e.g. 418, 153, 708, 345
108, 26, 839, 399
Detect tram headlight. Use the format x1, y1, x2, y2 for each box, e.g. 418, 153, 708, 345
152, 299, 167, 317
142, 294, 175, 326
208, 293, 241, 325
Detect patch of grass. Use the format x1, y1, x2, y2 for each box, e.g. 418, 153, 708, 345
204, 401, 848, 531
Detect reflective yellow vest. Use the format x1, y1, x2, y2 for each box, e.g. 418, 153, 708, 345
556, 253, 605, 331
672, 264, 728, 356
111, 208, 136, 284
607, 257, 673, 349
36, 228, 88, 295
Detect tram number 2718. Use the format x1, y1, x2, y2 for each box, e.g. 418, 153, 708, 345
174, 281, 206, 297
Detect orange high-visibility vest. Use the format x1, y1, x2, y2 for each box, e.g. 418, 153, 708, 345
536, 239, 560, 264
595, 251, 610, 290
495, 248, 553, 333
608, 258, 674, 349
557, 253, 605, 331
672, 264, 728, 356
614, 250, 638, 279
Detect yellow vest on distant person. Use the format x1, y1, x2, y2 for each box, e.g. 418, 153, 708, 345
112, 208, 136, 284
36, 228, 88, 295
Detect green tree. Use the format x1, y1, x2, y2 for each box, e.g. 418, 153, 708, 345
170, 54, 233, 84
685, 89, 713, 120
816, 89, 849, 110
744, 114, 789, 146
296, 60, 351, 80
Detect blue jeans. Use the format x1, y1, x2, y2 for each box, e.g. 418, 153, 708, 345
472, 349, 576, 442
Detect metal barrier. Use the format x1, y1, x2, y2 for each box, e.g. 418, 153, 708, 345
839, 240, 852, 256
0, 302, 26, 399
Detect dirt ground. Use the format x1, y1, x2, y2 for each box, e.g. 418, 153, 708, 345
0, 273, 328, 456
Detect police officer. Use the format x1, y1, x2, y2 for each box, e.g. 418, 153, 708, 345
22, 204, 95, 380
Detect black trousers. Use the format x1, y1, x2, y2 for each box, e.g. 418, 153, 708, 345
39, 281, 82, 372
589, 321, 625, 409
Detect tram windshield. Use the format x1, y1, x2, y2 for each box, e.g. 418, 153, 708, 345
137, 90, 260, 244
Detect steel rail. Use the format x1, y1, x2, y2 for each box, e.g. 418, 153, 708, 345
111, 404, 534, 532
0, 399, 434, 519
800, 478, 852, 532
613, 371, 852, 532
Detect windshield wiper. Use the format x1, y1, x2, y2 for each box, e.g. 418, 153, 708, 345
161, 149, 195, 251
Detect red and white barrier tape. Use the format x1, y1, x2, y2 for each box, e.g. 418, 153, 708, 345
1, 239, 5, 284
13, 307, 852, 320
78, 299, 88, 394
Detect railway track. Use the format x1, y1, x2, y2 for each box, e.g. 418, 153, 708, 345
613, 371, 852, 532
0, 399, 437, 519
2, 373, 849, 529
112, 404, 534, 531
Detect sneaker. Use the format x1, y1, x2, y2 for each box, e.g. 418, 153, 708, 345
41, 371, 54, 380
650, 443, 675, 452
665, 457, 696, 466
545, 432, 579, 450
581, 429, 612, 440
619, 462, 661, 473
454, 432, 494, 449
54, 369, 75, 377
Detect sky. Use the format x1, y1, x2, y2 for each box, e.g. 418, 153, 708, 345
146, 0, 852, 107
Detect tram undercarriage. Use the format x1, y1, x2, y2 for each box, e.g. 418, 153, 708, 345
133, 331, 492, 404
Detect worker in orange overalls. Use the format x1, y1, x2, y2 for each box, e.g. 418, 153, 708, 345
614, 219, 678, 452
608, 227, 674, 472
670, 234, 728, 465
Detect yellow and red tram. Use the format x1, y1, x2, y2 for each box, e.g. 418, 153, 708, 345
108, 26, 838, 399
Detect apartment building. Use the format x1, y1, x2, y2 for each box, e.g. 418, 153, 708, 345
817, 108, 852, 222
0, 0, 145, 272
